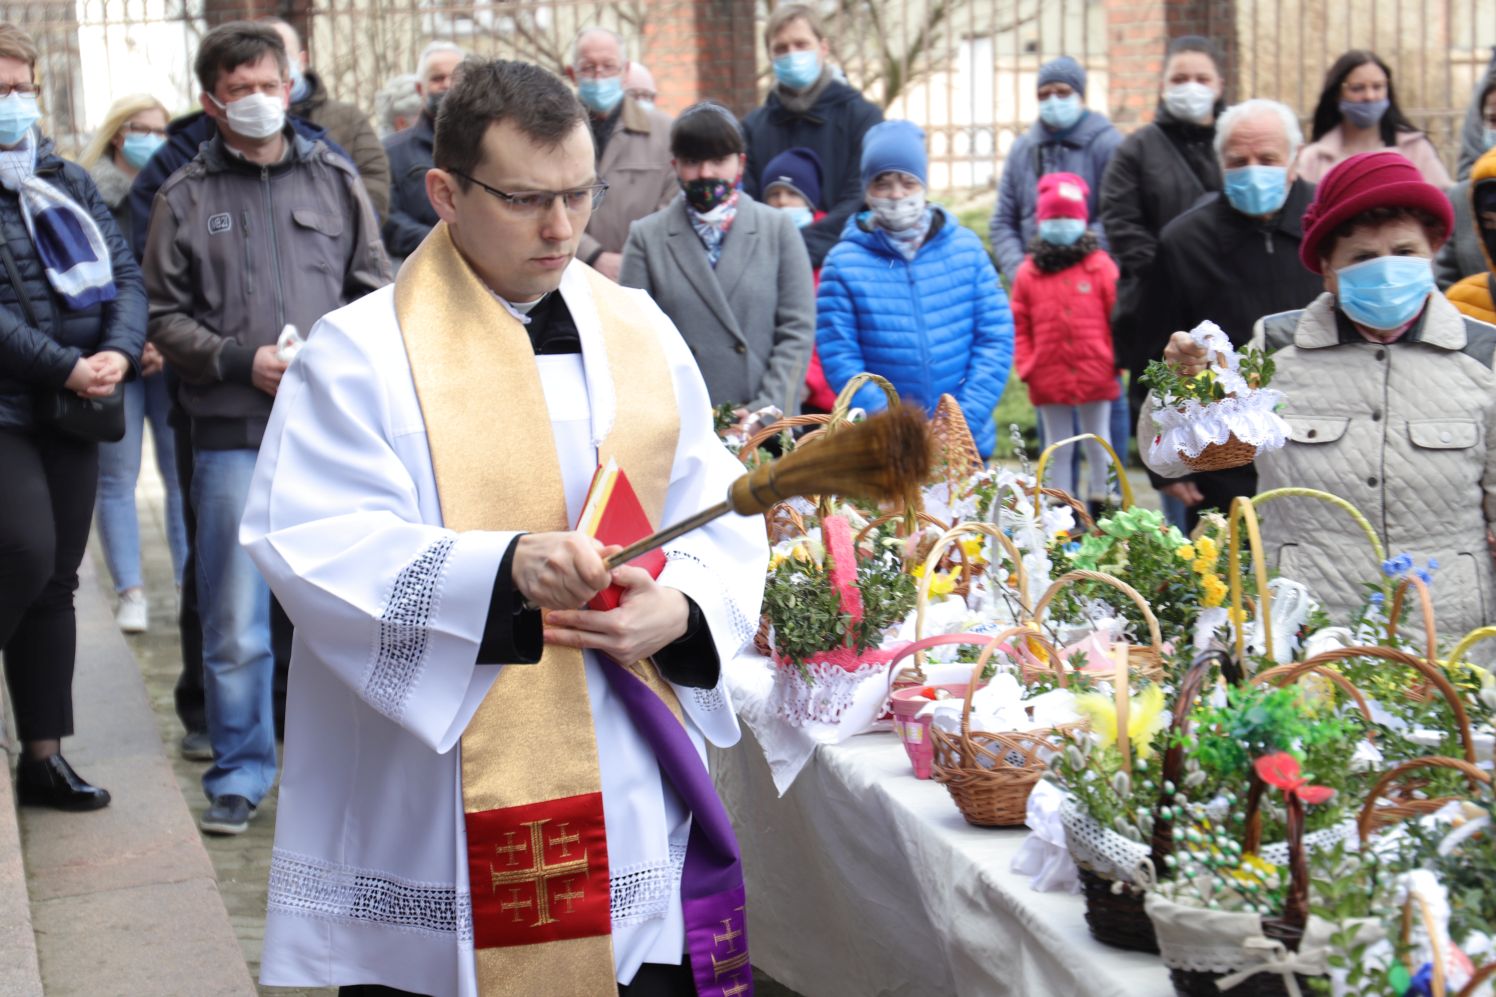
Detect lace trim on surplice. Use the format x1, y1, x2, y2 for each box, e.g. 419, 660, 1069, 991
366, 537, 456, 722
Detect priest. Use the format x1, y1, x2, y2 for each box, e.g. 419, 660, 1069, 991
240, 57, 767, 997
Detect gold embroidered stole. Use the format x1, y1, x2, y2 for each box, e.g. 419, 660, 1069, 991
394, 223, 681, 995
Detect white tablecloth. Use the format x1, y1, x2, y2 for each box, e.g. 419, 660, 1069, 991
712, 728, 1173, 997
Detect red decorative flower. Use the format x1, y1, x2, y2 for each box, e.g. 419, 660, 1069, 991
1254, 752, 1335, 806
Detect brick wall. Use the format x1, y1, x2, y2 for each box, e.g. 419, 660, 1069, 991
1104, 0, 1238, 130
644, 0, 759, 117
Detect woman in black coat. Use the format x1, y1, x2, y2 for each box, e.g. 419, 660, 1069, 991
0, 24, 146, 811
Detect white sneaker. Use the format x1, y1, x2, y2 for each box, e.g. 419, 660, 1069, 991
116, 589, 148, 634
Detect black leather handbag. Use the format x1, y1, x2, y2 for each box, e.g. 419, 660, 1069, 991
1, 241, 126, 443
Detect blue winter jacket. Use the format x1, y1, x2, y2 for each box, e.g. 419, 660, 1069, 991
987, 110, 1123, 283
816, 207, 1013, 457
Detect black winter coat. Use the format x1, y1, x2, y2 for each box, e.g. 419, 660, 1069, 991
1131, 181, 1325, 495
0, 137, 146, 430
382, 113, 438, 260
1100, 105, 1223, 373
741, 80, 884, 268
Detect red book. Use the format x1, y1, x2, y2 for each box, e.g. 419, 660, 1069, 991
576, 458, 666, 611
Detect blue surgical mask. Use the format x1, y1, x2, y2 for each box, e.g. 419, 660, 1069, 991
120, 131, 165, 169
1038, 218, 1086, 245
578, 74, 624, 115
289, 64, 310, 104
1339, 98, 1389, 130
1485, 127, 1496, 152
1038, 94, 1084, 132
1223, 165, 1289, 217
772, 51, 822, 91
0, 92, 39, 148
1335, 255, 1434, 331
782, 205, 814, 228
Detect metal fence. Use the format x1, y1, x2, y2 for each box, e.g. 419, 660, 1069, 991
4, 0, 1493, 185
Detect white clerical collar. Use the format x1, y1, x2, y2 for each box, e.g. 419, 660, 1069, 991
488, 288, 547, 325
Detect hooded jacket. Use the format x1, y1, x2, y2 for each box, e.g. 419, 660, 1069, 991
1010, 245, 1119, 407
1141, 291, 1496, 641
1100, 103, 1224, 374
988, 110, 1124, 282
290, 68, 390, 217
128, 110, 349, 260
742, 76, 884, 268
143, 128, 390, 450
816, 206, 1013, 457
0, 136, 147, 429
1448, 145, 1496, 323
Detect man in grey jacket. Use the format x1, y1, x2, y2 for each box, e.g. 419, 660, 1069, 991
143, 21, 390, 837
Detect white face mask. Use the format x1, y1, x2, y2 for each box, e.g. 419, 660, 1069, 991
208, 90, 286, 141
869, 193, 926, 231
1162, 81, 1217, 124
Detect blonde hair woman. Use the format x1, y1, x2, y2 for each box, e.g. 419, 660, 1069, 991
81, 94, 188, 637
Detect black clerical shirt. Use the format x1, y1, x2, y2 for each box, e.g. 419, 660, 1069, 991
475, 292, 718, 687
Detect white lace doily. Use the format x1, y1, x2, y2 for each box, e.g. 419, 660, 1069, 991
768, 659, 886, 728
1147, 320, 1290, 464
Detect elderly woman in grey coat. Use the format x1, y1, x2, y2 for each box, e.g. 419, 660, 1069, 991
620, 101, 815, 417
1145, 150, 1496, 643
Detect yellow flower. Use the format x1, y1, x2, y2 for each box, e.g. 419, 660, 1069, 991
769, 553, 786, 570
1074, 683, 1168, 760
1195, 535, 1219, 563
791, 544, 811, 563
1227, 604, 1247, 627
1191, 557, 1215, 575
1175, 543, 1197, 561
1201, 573, 1227, 608
959, 537, 988, 564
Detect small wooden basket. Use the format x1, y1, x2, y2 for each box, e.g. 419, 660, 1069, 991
1179, 432, 1258, 472
929, 627, 1077, 827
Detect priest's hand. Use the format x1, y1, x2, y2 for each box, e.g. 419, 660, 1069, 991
543, 567, 690, 663
512, 532, 613, 610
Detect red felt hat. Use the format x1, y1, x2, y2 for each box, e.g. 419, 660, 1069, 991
1036, 172, 1089, 222
1298, 151, 1454, 274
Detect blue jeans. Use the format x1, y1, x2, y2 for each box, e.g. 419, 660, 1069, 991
95, 373, 188, 591
191, 447, 276, 804
1109, 377, 1131, 466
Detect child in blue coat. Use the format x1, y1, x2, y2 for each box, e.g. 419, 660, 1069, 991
816, 120, 1014, 457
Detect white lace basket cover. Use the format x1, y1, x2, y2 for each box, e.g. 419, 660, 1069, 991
1144, 892, 1371, 980
1059, 794, 1358, 885
767, 656, 889, 729
1147, 320, 1290, 465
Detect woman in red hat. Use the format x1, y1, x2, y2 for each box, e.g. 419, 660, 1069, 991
1148, 150, 1496, 646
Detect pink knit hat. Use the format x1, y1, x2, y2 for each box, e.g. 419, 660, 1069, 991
1036, 172, 1089, 222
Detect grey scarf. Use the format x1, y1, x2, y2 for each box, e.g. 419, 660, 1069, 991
775, 68, 834, 116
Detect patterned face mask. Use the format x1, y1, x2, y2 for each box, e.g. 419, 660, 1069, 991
680, 176, 735, 216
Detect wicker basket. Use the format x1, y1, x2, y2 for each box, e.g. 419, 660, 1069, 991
929, 393, 986, 486
882, 634, 999, 779
1061, 653, 1226, 952
1029, 569, 1166, 681
1179, 432, 1258, 472
929, 627, 1078, 827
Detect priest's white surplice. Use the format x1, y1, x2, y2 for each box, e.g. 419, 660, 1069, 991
240, 261, 767, 996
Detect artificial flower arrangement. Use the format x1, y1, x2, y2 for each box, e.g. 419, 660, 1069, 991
1142, 320, 1289, 473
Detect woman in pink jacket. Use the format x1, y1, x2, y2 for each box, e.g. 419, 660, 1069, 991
1011, 172, 1120, 504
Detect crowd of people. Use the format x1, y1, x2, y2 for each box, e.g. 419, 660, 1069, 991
2, 5, 1495, 992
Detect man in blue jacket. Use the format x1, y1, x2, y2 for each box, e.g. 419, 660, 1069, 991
741, 3, 882, 269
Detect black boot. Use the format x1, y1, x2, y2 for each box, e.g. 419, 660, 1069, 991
15, 754, 111, 811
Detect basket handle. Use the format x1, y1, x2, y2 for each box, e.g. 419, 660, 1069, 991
830, 372, 900, 422
1356, 755, 1492, 844
1249, 662, 1378, 728
1250, 488, 1388, 598
737, 414, 835, 464
1445, 625, 1496, 672
1277, 646, 1480, 770
1150, 651, 1229, 873
913, 523, 1033, 656
1457, 962, 1496, 997
1227, 496, 1274, 665
957, 626, 1066, 740
1033, 433, 1135, 509
854, 511, 950, 550
1387, 576, 1439, 667
883, 632, 1010, 699
1029, 569, 1164, 656
1401, 889, 1449, 997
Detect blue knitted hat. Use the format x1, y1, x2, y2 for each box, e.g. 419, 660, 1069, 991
859, 120, 927, 189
